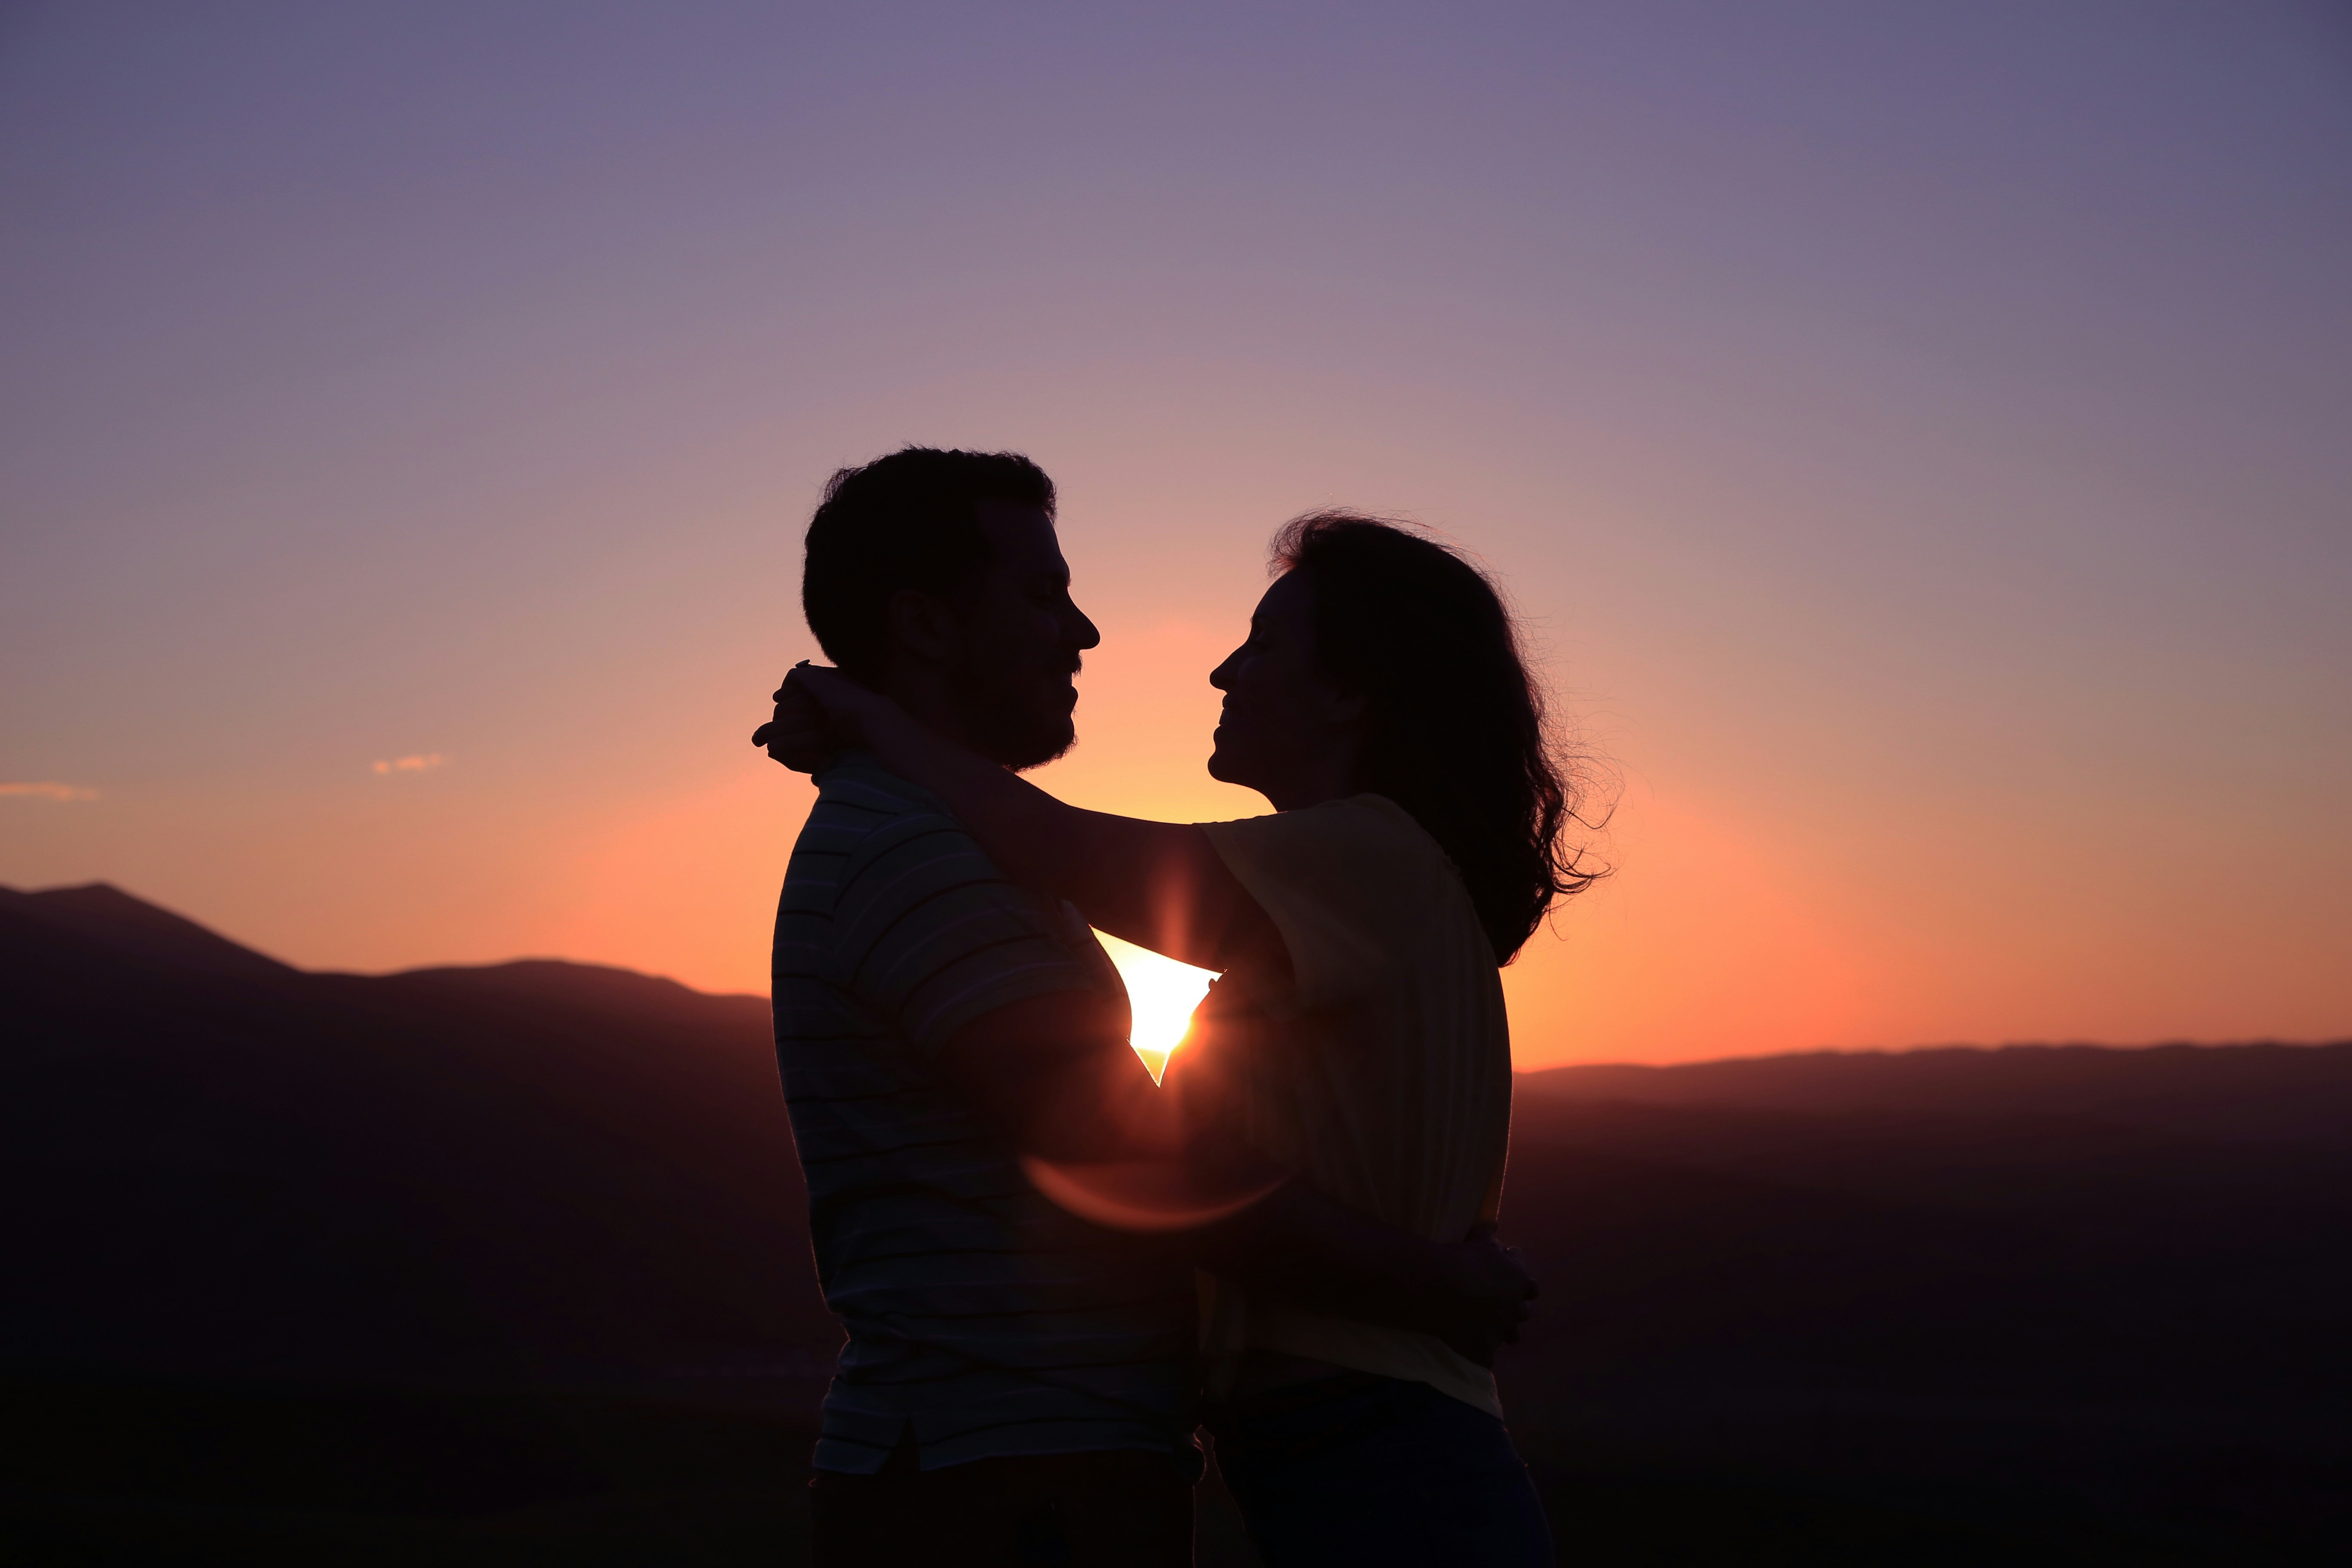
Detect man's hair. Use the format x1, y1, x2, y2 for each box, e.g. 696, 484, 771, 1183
1271, 511, 1602, 964
801, 447, 1056, 680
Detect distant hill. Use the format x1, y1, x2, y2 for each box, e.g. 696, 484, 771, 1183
1518, 1041, 2352, 1141
1499, 1038, 2352, 1564
5, 884, 2347, 1564
0, 882, 830, 1395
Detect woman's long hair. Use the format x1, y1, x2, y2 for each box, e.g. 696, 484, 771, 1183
1272, 511, 1600, 963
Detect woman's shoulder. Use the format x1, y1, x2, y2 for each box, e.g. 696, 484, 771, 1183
1204, 795, 1498, 1018
1213, 796, 1470, 927
1331, 792, 1434, 842
1223, 791, 1420, 841
1207, 794, 1426, 874
1322, 794, 1463, 883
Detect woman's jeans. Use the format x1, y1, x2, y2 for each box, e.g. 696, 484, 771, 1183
1205, 1372, 1554, 1568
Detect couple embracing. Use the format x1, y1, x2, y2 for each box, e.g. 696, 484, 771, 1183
756, 446, 1591, 1566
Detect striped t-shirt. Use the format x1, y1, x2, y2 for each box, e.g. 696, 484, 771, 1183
773, 751, 1197, 1475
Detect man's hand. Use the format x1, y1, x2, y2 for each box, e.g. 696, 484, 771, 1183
1427, 1231, 1539, 1367
1191, 1187, 1541, 1366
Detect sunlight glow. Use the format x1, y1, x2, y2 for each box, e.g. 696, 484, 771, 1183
1096, 931, 1216, 1083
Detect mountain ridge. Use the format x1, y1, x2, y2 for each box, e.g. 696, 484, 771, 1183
7, 882, 2347, 1560
12, 879, 2331, 1087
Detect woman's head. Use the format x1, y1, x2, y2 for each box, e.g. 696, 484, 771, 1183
1207, 512, 1598, 963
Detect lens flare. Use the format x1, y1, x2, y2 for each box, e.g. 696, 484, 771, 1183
1096, 930, 1215, 1083
1019, 1154, 1286, 1234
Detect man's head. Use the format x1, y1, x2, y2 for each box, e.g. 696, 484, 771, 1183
802, 447, 1098, 770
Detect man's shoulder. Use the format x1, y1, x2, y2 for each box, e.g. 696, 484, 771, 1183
791, 754, 1029, 934
811, 751, 953, 825
795, 753, 974, 858
781, 755, 966, 917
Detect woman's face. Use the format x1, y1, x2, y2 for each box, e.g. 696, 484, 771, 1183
1207, 570, 1363, 806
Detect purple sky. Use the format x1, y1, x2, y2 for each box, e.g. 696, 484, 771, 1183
4, 2, 2347, 1063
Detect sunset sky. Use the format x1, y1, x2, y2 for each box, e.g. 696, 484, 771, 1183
4, 3, 2346, 1068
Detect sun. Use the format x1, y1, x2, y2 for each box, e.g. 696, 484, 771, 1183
1095, 931, 1216, 1083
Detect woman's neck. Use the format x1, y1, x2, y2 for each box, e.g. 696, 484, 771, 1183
1261, 749, 1363, 813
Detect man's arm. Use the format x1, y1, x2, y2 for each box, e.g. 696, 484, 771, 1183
944, 991, 1534, 1365
1188, 1180, 1534, 1366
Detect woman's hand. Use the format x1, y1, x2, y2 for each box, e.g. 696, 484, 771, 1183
781, 663, 893, 726
751, 663, 886, 775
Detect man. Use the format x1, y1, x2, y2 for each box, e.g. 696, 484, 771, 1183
762, 447, 1528, 1565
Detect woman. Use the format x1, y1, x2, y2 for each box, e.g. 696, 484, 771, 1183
774, 512, 1592, 1566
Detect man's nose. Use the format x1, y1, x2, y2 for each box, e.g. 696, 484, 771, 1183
1067, 602, 1101, 650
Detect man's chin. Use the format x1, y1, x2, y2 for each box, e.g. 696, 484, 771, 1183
1006, 738, 1074, 774
948, 666, 1077, 771
1003, 718, 1077, 774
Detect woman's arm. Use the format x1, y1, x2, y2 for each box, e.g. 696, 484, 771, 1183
763, 666, 1274, 970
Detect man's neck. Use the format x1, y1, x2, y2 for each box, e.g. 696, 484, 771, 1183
876, 665, 986, 756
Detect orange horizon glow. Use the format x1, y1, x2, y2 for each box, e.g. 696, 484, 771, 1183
10, 604, 2345, 1072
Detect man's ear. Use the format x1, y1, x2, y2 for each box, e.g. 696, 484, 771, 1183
884, 588, 960, 664
1325, 689, 1370, 728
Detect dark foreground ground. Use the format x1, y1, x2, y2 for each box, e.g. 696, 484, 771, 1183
6, 883, 2348, 1564
11, 1379, 2341, 1566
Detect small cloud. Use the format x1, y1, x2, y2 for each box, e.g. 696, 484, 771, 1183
0, 781, 100, 802
371, 753, 448, 776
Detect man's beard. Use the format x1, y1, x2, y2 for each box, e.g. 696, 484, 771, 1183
950, 657, 1078, 772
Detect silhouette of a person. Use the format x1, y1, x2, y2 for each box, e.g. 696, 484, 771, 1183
761, 449, 1533, 1567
